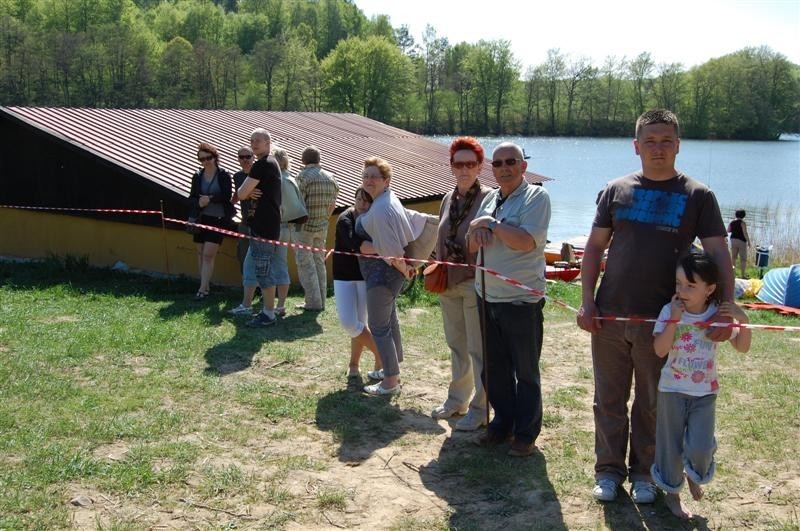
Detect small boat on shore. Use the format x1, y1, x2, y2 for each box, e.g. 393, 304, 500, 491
545, 266, 581, 282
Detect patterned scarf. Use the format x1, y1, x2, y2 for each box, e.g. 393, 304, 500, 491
444, 180, 481, 263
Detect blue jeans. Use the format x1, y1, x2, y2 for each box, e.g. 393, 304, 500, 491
270, 224, 292, 286
242, 248, 257, 287
652, 392, 717, 493
478, 297, 545, 445
248, 239, 279, 290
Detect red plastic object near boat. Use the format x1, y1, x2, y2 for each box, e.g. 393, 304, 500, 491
545, 266, 581, 282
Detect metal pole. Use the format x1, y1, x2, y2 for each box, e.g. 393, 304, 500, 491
479, 248, 490, 430
160, 200, 171, 287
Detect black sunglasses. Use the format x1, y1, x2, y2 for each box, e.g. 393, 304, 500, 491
490, 158, 521, 168
451, 160, 479, 169
238, 154, 253, 160
197, 155, 214, 162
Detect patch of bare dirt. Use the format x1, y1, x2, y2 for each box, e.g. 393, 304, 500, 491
61, 311, 798, 530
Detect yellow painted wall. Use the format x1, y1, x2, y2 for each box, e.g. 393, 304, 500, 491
1, 198, 442, 285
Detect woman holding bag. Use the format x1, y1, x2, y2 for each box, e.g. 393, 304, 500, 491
430, 137, 491, 430
188, 142, 234, 299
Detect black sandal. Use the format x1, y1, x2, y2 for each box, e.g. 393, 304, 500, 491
195, 291, 209, 300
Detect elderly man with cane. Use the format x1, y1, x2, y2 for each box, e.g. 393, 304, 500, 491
468, 142, 551, 457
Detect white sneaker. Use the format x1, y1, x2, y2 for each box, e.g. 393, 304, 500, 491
228, 304, 253, 315
431, 404, 467, 420
367, 369, 384, 380
592, 479, 618, 502
454, 409, 487, 431
363, 382, 400, 396
630, 481, 657, 504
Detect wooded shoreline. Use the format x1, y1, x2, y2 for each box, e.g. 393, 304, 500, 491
1, 0, 798, 140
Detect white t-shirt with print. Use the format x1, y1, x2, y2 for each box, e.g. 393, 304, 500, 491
653, 302, 735, 396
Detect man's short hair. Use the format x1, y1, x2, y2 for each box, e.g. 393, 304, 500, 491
302, 146, 321, 165
238, 146, 253, 156
635, 109, 680, 138
492, 142, 524, 160
251, 128, 271, 142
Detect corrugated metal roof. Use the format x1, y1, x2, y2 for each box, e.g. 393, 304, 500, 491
1, 107, 550, 207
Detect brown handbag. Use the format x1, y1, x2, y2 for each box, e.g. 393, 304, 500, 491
423, 262, 447, 293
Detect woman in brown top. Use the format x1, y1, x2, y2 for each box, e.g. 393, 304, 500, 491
430, 137, 491, 431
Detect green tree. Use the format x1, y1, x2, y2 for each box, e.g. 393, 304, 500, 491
628, 51, 654, 116
226, 12, 269, 54
464, 39, 518, 134
521, 65, 543, 135
322, 35, 411, 122
252, 36, 284, 109
181, 0, 224, 44
420, 24, 447, 133
562, 55, 592, 135
542, 48, 565, 134
157, 35, 194, 107
654, 62, 685, 113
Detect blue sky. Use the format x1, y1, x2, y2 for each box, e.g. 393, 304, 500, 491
354, 0, 800, 68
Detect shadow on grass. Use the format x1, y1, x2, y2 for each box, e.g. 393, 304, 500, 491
601, 491, 710, 530
0, 258, 231, 326
0, 259, 326, 377
315, 386, 445, 463
203, 310, 323, 376
419, 435, 567, 530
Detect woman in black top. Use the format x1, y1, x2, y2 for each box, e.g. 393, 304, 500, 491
727, 209, 750, 278
333, 187, 382, 379
188, 142, 234, 299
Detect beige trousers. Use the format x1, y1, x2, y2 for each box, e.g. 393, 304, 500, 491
439, 279, 486, 414
295, 227, 328, 309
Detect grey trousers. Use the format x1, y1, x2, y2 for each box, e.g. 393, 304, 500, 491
360, 258, 405, 378
440, 279, 485, 414
651, 391, 717, 493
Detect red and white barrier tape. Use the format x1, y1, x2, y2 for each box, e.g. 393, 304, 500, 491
173, 217, 800, 332
5, 204, 798, 332
1, 204, 162, 215
593, 315, 800, 332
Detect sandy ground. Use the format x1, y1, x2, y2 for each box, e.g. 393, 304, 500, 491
65, 310, 798, 530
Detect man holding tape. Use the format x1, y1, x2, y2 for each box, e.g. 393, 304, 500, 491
577, 109, 734, 504
468, 142, 551, 458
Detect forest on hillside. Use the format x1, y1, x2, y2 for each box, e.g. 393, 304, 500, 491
1, 0, 798, 139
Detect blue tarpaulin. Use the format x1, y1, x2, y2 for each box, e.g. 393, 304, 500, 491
756, 265, 800, 309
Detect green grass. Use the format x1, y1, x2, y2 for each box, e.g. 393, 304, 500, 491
1, 259, 798, 529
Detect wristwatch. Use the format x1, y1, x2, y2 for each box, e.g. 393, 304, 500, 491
487, 218, 498, 232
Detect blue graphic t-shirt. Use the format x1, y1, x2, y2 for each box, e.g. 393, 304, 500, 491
594, 172, 726, 316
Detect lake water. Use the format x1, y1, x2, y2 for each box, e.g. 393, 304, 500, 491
429, 135, 800, 244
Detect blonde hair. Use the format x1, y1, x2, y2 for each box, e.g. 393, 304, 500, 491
272, 147, 290, 171
363, 156, 391, 179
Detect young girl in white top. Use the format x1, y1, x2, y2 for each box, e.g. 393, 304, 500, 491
652, 253, 751, 519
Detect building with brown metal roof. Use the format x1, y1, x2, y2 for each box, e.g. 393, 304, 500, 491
0, 107, 548, 285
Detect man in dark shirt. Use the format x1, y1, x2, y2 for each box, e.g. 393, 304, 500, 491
577, 109, 733, 504
228, 146, 260, 315
237, 128, 282, 327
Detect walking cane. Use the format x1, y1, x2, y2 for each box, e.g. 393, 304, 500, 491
479, 248, 490, 430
